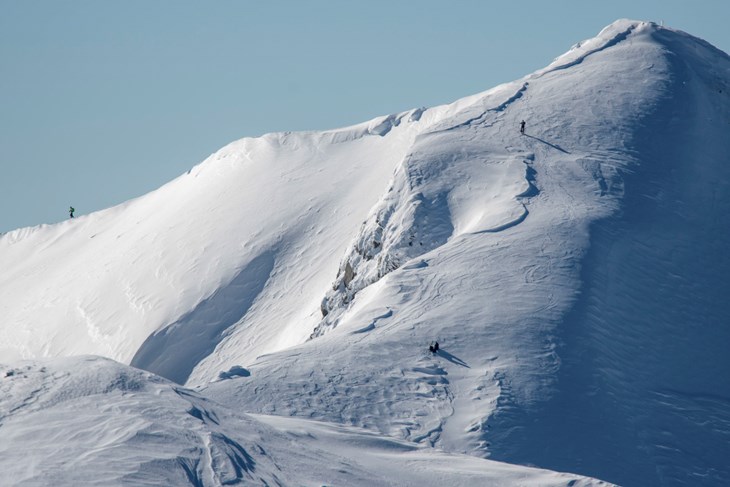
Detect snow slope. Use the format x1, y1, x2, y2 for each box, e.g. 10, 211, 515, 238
1, 19, 730, 486
0, 356, 608, 486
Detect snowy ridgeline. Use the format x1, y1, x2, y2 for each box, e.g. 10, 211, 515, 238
1, 19, 730, 487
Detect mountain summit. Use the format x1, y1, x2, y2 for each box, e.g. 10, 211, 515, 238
1, 20, 729, 486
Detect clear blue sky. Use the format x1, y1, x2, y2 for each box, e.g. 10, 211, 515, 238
2, 0, 728, 233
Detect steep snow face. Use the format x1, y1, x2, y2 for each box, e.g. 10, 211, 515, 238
313, 133, 531, 338
0, 357, 610, 487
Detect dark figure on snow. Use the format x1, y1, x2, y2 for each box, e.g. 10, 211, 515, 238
69, 206, 75, 219
429, 341, 439, 353
520, 120, 526, 135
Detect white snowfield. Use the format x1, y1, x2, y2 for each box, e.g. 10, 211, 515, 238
1, 19, 729, 486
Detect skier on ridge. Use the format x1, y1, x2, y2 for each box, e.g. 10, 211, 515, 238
520, 120, 526, 135
69, 206, 75, 219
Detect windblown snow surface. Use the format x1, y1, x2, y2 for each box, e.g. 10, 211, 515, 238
1, 19, 729, 486
1, 356, 595, 486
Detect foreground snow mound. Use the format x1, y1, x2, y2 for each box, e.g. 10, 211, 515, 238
0, 357, 608, 487
0, 356, 289, 486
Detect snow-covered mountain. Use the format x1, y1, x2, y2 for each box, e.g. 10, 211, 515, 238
2, 19, 729, 486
